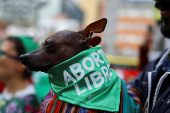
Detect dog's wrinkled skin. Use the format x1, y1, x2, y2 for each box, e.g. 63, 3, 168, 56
20, 18, 107, 72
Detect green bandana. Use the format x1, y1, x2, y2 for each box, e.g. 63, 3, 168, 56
47, 46, 121, 112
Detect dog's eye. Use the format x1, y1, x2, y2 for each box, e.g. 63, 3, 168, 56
44, 41, 52, 48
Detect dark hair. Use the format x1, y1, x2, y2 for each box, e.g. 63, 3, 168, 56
6, 37, 31, 79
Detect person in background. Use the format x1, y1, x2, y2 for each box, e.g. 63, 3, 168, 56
129, 0, 170, 112
0, 21, 8, 93
139, 25, 153, 70
0, 36, 40, 113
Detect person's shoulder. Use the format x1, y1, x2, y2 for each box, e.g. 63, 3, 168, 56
145, 48, 169, 71
23, 93, 39, 102
159, 48, 169, 58
17, 84, 40, 110
21, 94, 40, 112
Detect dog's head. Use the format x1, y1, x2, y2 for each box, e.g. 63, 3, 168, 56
20, 18, 107, 72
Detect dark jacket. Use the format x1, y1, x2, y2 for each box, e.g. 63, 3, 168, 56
130, 48, 170, 113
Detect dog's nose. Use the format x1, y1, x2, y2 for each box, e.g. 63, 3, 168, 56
19, 54, 28, 64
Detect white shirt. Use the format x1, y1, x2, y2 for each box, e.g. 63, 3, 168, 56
0, 84, 36, 101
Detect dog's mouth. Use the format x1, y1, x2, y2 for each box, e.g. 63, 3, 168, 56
20, 54, 53, 72
26, 63, 53, 72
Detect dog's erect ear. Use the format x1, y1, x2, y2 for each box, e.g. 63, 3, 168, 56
83, 18, 107, 34
90, 36, 101, 47
78, 18, 107, 44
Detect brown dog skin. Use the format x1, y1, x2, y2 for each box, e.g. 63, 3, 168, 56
20, 18, 107, 72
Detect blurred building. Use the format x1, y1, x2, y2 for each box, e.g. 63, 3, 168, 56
104, 0, 154, 57
102, 0, 155, 82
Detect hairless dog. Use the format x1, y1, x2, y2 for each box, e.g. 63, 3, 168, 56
19, 18, 141, 113
20, 18, 107, 72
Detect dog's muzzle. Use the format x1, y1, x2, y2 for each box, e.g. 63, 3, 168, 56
19, 54, 28, 64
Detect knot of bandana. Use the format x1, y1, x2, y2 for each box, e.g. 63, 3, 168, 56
46, 46, 121, 112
